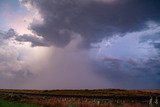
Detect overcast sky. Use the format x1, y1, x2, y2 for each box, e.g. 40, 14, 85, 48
0, 0, 160, 89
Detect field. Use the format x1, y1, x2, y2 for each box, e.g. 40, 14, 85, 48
0, 99, 41, 107
0, 89, 159, 107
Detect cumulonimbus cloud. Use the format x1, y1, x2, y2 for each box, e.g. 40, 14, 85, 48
21, 0, 160, 48
1, 0, 160, 89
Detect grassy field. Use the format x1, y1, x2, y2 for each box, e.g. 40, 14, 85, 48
0, 89, 159, 98
0, 89, 159, 107
0, 99, 42, 107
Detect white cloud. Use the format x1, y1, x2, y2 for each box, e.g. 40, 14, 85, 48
0, 0, 43, 35
0, 30, 50, 88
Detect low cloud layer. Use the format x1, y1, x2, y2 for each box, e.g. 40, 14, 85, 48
15, 34, 49, 47
2, 28, 48, 47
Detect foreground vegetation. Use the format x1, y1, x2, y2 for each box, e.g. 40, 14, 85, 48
0, 89, 159, 99
0, 89, 159, 107
0, 99, 41, 107
1, 89, 160, 96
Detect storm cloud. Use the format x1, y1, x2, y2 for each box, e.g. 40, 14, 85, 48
0, 30, 108, 89
1, 28, 49, 47
21, 36, 108, 89
91, 22, 160, 89
21, 0, 160, 47
15, 34, 49, 47
0, 0, 160, 89
93, 57, 160, 89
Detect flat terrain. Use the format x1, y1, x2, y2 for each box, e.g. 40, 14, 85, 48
0, 89, 159, 107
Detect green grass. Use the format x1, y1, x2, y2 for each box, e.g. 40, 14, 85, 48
0, 99, 42, 107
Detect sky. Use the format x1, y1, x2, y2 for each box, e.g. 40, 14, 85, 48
0, 0, 160, 89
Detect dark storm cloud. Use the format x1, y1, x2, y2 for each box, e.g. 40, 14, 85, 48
19, 0, 160, 89
90, 23, 160, 89
15, 34, 49, 47
153, 43, 160, 49
1, 0, 160, 89
93, 57, 160, 89
3, 28, 17, 39
21, 0, 160, 47
2, 28, 49, 47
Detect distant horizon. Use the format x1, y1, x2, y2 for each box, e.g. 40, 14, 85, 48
0, 88, 160, 91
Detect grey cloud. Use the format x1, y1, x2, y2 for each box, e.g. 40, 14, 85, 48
21, 36, 108, 89
153, 43, 160, 50
0, 31, 109, 89
2, 28, 17, 39
1, 0, 160, 89
0, 69, 33, 89
15, 34, 49, 47
91, 24, 160, 89
93, 57, 160, 89
139, 30, 160, 50
0, 29, 47, 89
21, 0, 160, 47
0, 28, 17, 40
0, 36, 34, 88
1, 28, 49, 47
140, 35, 160, 44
